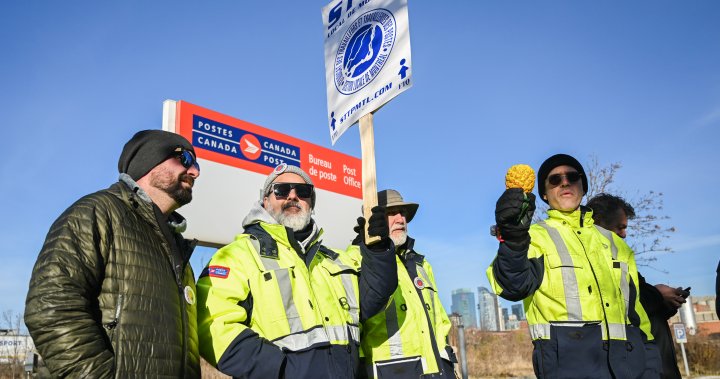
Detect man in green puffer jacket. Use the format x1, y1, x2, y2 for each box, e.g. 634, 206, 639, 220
25, 129, 201, 378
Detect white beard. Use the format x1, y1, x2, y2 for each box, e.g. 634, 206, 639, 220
390, 230, 407, 247
269, 201, 311, 232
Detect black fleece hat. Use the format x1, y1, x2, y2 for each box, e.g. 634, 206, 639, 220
537, 153, 588, 204
118, 130, 195, 180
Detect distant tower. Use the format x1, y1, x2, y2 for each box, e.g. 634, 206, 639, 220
451, 288, 478, 328
511, 304, 525, 321
477, 286, 500, 331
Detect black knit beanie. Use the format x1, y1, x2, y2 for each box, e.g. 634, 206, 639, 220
118, 130, 195, 180
537, 153, 588, 204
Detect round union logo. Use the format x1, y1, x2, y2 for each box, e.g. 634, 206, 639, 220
240, 133, 262, 161
334, 8, 396, 95
413, 277, 425, 290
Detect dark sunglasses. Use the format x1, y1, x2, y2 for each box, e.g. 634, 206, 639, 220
547, 171, 581, 186
172, 148, 200, 171
271, 183, 314, 198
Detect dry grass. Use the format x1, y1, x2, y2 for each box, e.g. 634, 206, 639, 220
451, 328, 720, 378
684, 333, 720, 375
458, 329, 534, 378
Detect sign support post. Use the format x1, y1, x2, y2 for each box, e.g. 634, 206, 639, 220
673, 323, 690, 376
359, 113, 380, 244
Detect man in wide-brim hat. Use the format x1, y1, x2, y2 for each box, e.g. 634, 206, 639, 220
355, 189, 457, 379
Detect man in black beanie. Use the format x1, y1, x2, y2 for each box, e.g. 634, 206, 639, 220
25, 129, 202, 378
487, 153, 661, 379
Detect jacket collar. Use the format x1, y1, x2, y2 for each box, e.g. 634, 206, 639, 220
397, 237, 424, 261
117, 173, 188, 234
546, 205, 595, 229
249, 217, 323, 253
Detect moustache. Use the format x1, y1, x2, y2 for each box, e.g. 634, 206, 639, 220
180, 174, 195, 187
282, 201, 302, 211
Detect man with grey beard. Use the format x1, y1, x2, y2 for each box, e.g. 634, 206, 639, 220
196, 163, 397, 379
354, 189, 457, 379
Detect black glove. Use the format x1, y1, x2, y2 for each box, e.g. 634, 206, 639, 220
353, 206, 391, 252
495, 188, 536, 252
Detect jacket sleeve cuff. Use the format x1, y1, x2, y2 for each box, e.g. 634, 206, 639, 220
217, 329, 286, 379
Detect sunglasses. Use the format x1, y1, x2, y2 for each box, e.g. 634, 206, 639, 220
172, 148, 200, 171
271, 183, 314, 198
547, 171, 581, 186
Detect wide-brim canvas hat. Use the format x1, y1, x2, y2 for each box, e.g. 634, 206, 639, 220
378, 189, 419, 222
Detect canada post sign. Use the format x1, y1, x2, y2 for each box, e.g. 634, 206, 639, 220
194, 115, 300, 168
174, 101, 362, 199
322, 0, 413, 144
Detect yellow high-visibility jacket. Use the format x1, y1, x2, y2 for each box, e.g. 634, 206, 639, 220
487, 208, 660, 378
359, 238, 456, 379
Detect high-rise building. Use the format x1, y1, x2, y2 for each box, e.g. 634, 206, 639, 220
477, 286, 501, 331
451, 288, 478, 328
511, 304, 525, 321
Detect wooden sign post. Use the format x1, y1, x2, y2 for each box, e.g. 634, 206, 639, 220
359, 112, 381, 245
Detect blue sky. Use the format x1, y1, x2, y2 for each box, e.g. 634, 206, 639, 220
1, 1, 719, 318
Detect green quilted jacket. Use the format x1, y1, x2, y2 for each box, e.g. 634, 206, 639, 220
25, 178, 200, 378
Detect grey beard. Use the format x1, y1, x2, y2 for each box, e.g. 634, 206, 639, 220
272, 202, 311, 232
390, 231, 407, 247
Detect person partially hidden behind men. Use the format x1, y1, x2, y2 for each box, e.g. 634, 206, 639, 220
25, 130, 202, 377
588, 193, 689, 379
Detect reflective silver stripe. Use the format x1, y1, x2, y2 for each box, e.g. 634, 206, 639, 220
607, 322, 627, 339
530, 322, 626, 340
538, 222, 583, 320
595, 226, 631, 322
439, 346, 450, 360
619, 261, 629, 320
260, 256, 280, 270
529, 323, 551, 340
273, 268, 304, 333
385, 299, 404, 357
595, 226, 618, 259
272, 325, 331, 351
325, 324, 359, 344
340, 273, 360, 325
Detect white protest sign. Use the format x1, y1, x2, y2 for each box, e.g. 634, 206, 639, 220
322, 0, 413, 144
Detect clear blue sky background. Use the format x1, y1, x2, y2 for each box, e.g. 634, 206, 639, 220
2, 1, 719, 319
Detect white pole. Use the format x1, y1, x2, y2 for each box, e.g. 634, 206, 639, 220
680, 342, 690, 376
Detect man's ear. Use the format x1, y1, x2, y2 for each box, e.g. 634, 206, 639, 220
263, 197, 269, 209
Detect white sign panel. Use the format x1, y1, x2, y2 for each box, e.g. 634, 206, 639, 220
322, 0, 413, 144
673, 323, 687, 343
163, 100, 363, 249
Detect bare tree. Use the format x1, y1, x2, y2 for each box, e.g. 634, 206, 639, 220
1, 309, 28, 379
534, 155, 675, 266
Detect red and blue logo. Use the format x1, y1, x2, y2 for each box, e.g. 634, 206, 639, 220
240, 133, 262, 160
192, 114, 300, 169
206, 266, 231, 279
